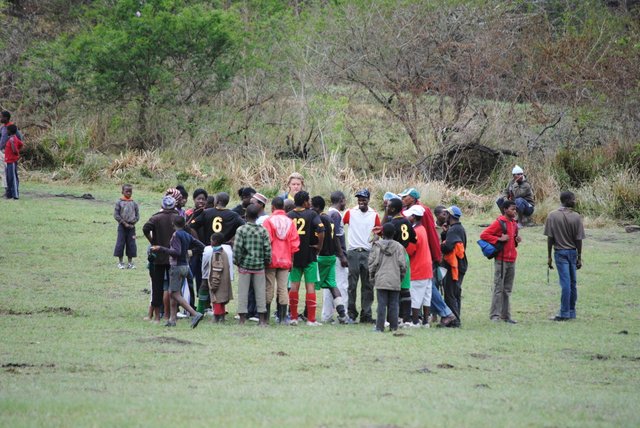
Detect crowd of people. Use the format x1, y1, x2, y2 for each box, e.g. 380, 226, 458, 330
114, 168, 585, 331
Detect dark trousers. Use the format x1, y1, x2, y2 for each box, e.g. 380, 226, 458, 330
5, 161, 19, 199
376, 289, 400, 331
113, 224, 137, 258
150, 264, 170, 308
347, 249, 373, 321
443, 271, 464, 321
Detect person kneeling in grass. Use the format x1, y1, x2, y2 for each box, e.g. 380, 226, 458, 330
151, 215, 205, 328
369, 223, 407, 332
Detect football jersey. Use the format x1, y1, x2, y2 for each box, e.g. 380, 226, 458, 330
190, 207, 245, 245
390, 215, 417, 248
287, 208, 324, 267
318, 213, 337, 257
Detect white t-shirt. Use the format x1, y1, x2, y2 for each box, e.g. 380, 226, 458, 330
343, 206, 381, 251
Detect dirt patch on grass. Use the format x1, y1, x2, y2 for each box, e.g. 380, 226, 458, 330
437, 363, 455, 369
470, 353, 491, 359
139, 336, 200, 346
590, 354, 610, 361
273, 351, 288, 357
416, 366, 432, 374
0, 307, 75, 316
3, 362, 56, 374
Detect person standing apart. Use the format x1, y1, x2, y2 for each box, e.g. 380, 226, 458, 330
497, 165, 535, 227
343, 189, 381, 324
544, 191, 585, 321
0, 111, 23, 198
3, 124, 23, 200
480, 200, 522, 324
113, 184, 139, 269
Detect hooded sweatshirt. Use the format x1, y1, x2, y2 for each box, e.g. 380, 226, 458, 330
368, 238, 407, 291
262, 209, 300, 269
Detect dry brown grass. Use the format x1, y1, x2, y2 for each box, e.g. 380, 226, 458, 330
106, 150, 162, 178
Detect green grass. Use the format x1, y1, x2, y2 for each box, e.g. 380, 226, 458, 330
1, 182, 639, 427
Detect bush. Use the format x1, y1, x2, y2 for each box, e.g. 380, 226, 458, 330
21, 140, 58, 169
75, 154, 108, 182
612, 176, 640, 223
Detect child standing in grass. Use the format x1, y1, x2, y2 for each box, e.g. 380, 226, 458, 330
113, 184, 139, 269
4, 124, 23, 200
368, 223, 407, 332
201, 233, 233, 322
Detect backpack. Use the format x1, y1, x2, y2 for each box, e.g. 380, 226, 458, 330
477, 220, 507, 259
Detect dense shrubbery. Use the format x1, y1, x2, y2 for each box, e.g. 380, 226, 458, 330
3, 0, 640, 222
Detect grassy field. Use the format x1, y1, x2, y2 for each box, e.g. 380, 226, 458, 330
1, 182, 639, 427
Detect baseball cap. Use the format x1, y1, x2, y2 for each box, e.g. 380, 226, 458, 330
446, 205, 462, 219
355, 188, 370, 199
403, 204, 425, 218
383, 192, 401, 201
399, 188, 420, 199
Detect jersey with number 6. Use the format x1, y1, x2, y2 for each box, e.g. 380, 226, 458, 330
390, 215, 417, 248
287, 208, 324, 267
190, 207, 245, 245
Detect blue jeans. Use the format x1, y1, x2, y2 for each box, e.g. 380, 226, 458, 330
430, 283, 452, 317
496, 197, 534, 217
554, 249, 578, 318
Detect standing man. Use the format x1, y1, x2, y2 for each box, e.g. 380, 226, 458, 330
480, 200, 522, 324
343, 189, 381, 324
311, 196, 348, 324
399, 188, 442, 267
497, 165, 535, 226
143, 196, 180, 322
321, 191, 350, 323
287, 191, 325, 326
403, 205, 433, 327
0, 111, 23, 198
440, 206, 467, 326
544, 191, 585, 321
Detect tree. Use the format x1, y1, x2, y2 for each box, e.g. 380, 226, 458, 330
70, 0, 239, 148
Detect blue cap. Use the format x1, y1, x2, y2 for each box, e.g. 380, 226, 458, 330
446, 205, 462, 219
383, 192, 400, 201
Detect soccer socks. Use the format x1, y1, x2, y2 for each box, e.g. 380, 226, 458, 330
306, 293, 317, 323
289, 291, 299, 320
213, 303, 225, 316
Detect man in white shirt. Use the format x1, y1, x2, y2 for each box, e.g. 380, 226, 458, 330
343, 189, 381, 323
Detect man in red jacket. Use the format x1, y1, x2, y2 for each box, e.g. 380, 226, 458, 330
480, 200, 522, 324
262, 196, 300, 324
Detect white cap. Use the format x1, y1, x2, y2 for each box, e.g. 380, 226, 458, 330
403, 205, 425, 218
512, 165, 524, 175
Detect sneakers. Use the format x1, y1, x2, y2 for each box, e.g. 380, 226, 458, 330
204, 308, 213, 316
422, 322, 431, 328
117, 262, 126, 269
248, 316, 259, 322
191, 312, 204, 329
407, 322, 422, 328
384, 321, 390, 328
288, 319, 299, 326
306, 321, 322, 326
127, 263, 136, 269
164, 321, 176, 327
176, 312, 189, 319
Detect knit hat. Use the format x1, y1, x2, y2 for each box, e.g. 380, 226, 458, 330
512, 165, 524, 175
252, 192, 267, 206
446, 205, 462, 219
165, 188, 183, 203
403, 204, 425, 218
162, 196, 176, 210
399, 188, 420, 199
